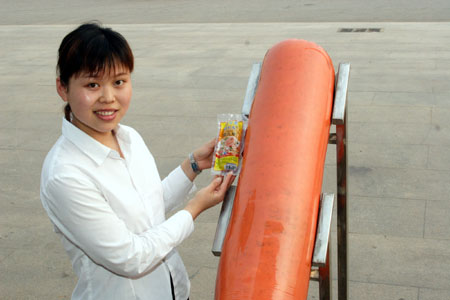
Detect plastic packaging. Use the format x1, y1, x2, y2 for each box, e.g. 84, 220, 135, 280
211, 114, 247, 175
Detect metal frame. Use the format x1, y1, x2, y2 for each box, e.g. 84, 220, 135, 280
212, 62, 350, 300
333, 63, 350, 300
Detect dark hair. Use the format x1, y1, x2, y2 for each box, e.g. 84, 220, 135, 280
57, 22, 134, 121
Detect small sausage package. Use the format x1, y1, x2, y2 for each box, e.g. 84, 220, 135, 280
211, 114, 247, 176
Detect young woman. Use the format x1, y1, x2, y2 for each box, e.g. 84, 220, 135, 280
40, 22, 233, 300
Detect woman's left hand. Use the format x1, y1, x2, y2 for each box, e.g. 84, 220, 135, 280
192, 138, 216, 171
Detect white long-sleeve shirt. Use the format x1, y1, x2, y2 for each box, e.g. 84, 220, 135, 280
40, 118, 195, 300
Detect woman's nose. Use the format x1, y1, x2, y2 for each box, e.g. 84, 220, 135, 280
100, 86, 115, 103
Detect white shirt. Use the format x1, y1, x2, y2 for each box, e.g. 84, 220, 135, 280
40, 118, 195, 300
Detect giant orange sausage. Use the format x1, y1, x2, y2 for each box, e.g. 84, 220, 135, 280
215, 39, 335, 299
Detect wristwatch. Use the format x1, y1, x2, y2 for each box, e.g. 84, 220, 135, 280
189, 152, 202, 174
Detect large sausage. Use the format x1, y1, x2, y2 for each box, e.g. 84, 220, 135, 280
215, 39, 335, 300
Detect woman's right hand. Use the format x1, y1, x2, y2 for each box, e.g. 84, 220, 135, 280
184, 172, 234, 220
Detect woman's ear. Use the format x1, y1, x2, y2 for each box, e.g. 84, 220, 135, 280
56, 77, 69, 102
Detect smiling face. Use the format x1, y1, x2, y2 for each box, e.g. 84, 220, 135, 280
57, 65, 132, 143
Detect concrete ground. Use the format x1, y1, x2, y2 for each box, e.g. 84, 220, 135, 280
1, 1, 450, 300
1, 0, 450, 23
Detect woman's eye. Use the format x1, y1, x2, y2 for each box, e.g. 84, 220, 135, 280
88, 83, 99, 88
115, 80, 124, 86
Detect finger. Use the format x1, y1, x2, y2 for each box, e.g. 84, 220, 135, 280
208, 138, 217, 153
201, 139, 215, 153
196, 138, 216, 160
218, 172, 234, 194
209, 176, 223, 191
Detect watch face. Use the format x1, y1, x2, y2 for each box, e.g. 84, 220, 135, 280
190, 153, 201, 173
192, 162, 201, 174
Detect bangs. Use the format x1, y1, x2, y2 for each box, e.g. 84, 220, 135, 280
79, 33, 133, 77
58, 23, 134, 85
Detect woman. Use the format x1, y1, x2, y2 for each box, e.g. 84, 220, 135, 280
40, 22, 233, 300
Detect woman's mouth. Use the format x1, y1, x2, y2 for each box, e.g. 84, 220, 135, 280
95, 110, 117, 121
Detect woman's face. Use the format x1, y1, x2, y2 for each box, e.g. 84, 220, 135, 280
57, 65, 132, 142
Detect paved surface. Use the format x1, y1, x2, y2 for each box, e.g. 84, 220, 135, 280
1, 1, 450, 300
2, 0, 450, 24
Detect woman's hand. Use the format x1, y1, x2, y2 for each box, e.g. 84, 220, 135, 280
184, 172, 234, 220
181, 138, 217, 182
192, 138, 216, 171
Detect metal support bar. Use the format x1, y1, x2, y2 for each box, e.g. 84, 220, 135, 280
318, 244, 332, 300
333, 62, 350, 300
310, 193, 334, 300
332, 63, 350, 125
242, 62, 262, 117
312, 193, 335, 267
212, 186, 237, 256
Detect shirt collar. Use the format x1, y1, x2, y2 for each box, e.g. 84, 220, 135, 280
61, 118, 131, 166
114, 123, 131, 145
